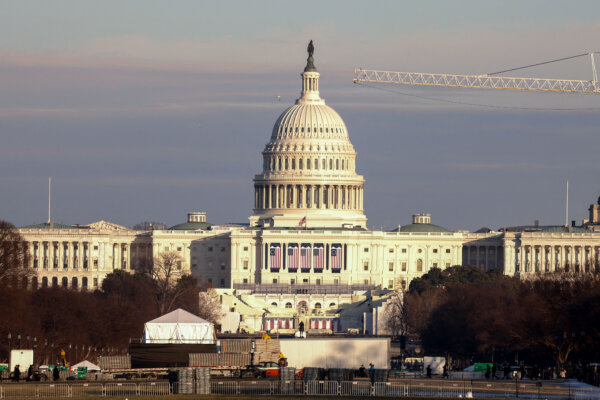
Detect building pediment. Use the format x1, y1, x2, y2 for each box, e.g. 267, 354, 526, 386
86, 220, 131, 231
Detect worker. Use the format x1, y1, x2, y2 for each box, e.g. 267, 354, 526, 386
262, 331, 271, 340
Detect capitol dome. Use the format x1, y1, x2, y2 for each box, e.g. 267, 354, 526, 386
249, 42, 367, 229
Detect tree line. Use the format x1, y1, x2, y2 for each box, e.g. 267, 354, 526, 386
0, 221, 220, 366
386, 265, 600, 369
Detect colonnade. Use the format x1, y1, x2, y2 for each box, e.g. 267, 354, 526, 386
462, 245, 504, 271
515, 244, 600, 273
254, 183, 363, 210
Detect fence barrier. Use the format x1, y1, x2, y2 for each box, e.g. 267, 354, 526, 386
305, 380, 339, 395
238, 381, 272, 396
211, 380, 239, 395
0, 379, 599, 399
104, 382, 137, 397
37, 384, 70, 398
138, 382, 171, 396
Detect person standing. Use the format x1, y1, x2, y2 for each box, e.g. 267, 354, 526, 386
369, 363, 375, 384
12, 365, 20, 382
443, 363, 449, 379
426, 365, 432, 378
53, 366, 60, 381
26, 365, 33, 382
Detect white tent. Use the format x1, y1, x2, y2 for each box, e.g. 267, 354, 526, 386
143, 308, 215, 344
71, 360, 101, 371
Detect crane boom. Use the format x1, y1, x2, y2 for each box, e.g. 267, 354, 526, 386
353, 69, 599, 93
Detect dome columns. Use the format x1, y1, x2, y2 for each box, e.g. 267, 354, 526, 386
253, 182, 363, 212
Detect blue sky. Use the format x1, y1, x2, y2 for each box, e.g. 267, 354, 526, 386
1, 1, 600, 231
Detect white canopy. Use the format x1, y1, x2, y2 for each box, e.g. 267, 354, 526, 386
71, 360, 101, 371
143, 308, 215, 344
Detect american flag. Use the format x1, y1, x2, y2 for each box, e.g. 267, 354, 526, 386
313, 246, 324, 270
287, 245, 298, 271
269, 245, 281, 270
300, 245, 311, 270
331, 245, 342, 270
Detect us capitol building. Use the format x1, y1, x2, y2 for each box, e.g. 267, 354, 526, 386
17, 44, 600, 334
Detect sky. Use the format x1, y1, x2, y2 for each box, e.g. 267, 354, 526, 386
1, 0, 600, 231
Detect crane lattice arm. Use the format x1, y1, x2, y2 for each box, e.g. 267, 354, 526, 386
354, 53, 600, 94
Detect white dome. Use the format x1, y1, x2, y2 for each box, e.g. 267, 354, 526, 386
271, 103, 348, 141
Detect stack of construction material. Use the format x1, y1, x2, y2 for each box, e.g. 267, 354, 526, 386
97, 355, 131, 370
371, 369, 390, 382
221, 339, 252, 353
189, 352, 251, 367
302, 367, 324, 381
328, 368, 354, 382
194, 367, 211, 394
176, 368, 195, 394
254, 339, 280, 363
279, 367, 296, 394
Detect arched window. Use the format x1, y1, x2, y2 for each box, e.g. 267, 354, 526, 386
42, 277, 48, 288
82, 277, 88, 290
52, 277, 58, 287
336, 159, 339, 170
31, 277, 38, 289
271, 302, 278, 307
21, 276, 28, 289
314, 159, 318, 169
291, 158, 295, 170
72, 277, 78, 289
285, 302, 292, 309
322, 159, 326, 169
329, 302, 336, 308
329, 159, 333, 170
62, 277, 68, 288
299, 159, 303, 169
278, 157, 282, 170
416, 259, 423, 272
285, 158, 289, 170
314, 303, 322, 309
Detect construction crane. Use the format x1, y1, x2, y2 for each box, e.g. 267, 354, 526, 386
353, 52, 600, 94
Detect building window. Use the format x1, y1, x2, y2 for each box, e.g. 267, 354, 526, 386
433, 262, 438, 268
388, 280, 394, 289
62, 277, 68, 288
243, 278, 248, 284
93, 278, 98, 287
271, 302, 278, 307
93, 259, 98, 267
329, 302, 336, 308
401, 279, 406, 290
244, 246, 249, 251
273, 278, 278, 284
402, 262, 407, 272
316, 279, 321, 285
221, 247, 226, 252
243, 260, 249, 270
290, 279, 295, 284
416, 259, 423, 272
285, 302, 292, 308
220, 263, 225, 270
93, 245, 98, 250
388, 262, 394, 272
177, 261, 182, 270
418, 249, 423, 253
333, 278, 339, 285
363, 279, 369, 285
446, 262, 451, 268
402, 248, 407, 254
363, 247, 369, 253
433, 249, 438, 253
208, 247, 213, 252
446, 249, 451, 254
220, 279, 225, 287
363, 261, 369, 271
177, 247, 182, 251
314, 303, 321, 309
388, 248, 394, 253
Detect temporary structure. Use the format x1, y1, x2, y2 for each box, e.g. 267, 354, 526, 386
70, 360, 101, 371
143, 308, 215, 344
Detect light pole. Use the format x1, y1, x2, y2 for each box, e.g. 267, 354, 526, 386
7, 332, 11, 357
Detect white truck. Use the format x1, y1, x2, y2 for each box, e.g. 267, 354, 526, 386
10, 349, 34, 379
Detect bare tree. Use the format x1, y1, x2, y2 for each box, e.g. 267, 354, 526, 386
198, 288, 223, 324
384, 290, 409, 338
0, 220, 32, 286
143, 251, 186, 314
